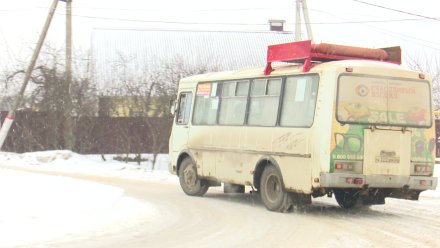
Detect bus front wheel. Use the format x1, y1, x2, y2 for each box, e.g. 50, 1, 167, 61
179, 158, 209, 196
260, 165, 292, 212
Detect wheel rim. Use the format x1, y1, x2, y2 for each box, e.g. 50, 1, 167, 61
183, 164, 197, 189
265, 174, 282, 203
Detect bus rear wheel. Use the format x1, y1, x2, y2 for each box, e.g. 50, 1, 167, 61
260, 165, 292, 212
333, 189, 359, 209
179, 158, 209, 196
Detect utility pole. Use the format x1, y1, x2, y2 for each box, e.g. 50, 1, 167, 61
66, 0, 72, 89
295, 0, 302, 41
64, 0, 75, 150
0, 0, 60, 150
295, 0, 314, 42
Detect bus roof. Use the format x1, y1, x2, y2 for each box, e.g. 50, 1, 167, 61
180, 59, 425, 84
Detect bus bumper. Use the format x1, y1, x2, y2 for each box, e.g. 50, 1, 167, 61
320, 173, 438, 191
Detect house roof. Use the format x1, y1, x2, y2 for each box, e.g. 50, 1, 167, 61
91, 29, 295, 91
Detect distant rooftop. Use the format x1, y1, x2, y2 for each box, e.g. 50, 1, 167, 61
91, 29, 295, 91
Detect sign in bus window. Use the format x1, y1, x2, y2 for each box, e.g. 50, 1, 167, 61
196, 83, 211, 96
337, 75, 431, 127
193, 82, 219, 125
294, 78, 307, 102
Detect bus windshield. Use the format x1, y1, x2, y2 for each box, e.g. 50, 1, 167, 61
337, 75, 432, 127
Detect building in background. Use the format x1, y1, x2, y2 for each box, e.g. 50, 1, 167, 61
91, 28, 295, 93
91, 27, 295, 117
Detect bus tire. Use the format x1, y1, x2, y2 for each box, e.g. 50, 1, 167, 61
179, 157, 209, 196
260, 165, 292, 212
333, 189, 359, 209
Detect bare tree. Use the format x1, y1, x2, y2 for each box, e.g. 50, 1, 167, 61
103, 54, 222, 169
406, 53, 440, 110
1, 44, 96, 151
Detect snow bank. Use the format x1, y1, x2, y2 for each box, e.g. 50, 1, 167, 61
0, 151, 168, 247
0, 150, 177, 183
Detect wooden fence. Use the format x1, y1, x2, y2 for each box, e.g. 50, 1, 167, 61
2, 111, 440, 157
0, 111, 172, 154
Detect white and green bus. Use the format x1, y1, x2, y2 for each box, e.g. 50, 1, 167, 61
169, 41, 438, 212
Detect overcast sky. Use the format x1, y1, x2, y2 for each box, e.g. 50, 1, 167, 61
0, 0, 439, 69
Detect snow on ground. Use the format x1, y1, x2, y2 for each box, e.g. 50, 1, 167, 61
0, 150, 439, 247
0, 151, 172, 248
0, 150, 176, 181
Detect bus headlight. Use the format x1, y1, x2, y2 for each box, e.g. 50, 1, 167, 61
333, 161, 363, 174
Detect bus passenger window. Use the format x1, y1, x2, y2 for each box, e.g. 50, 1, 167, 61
176, 92, 192, 125
280, 75, 319, 127
219, 80, 249, 125
248, 78, 281, 126
193, 83, 219, 125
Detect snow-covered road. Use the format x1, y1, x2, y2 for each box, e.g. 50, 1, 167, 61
0, 168, 159, 248
40, 174, 440, 248
0, 151, 439, 247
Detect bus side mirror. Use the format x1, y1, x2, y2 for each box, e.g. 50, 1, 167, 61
170, 100, 177, 115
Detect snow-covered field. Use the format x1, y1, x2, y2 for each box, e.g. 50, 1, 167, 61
0, 150, 439, 248
0, 151, 175, 248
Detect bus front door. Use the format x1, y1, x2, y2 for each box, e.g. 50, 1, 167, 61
171, 91, 193, 158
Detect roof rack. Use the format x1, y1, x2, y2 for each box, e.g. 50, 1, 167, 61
264, 40, 401, 75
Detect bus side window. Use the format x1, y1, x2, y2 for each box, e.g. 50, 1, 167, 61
176, 92, 193, 125
280, 75, 319, 127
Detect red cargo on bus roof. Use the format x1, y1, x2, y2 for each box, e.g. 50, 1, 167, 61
264, 40, 401, 75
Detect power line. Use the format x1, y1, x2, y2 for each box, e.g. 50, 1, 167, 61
307, 18, 428, 24
62, 13, 435, 26
0, 8, 39, 12
58, 13, 440, 48
62, 6, 282, 12
2, 4, 439, 51
64, 14, 268, 26
0, 5, 291, 13
351, 0, 440, 22
311, 5, 440, 50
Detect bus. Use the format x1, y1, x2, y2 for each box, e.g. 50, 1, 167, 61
168, 40, 438, 212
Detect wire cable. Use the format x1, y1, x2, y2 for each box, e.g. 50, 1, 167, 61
351, 0, 440, 22
59, 13, 436, 26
